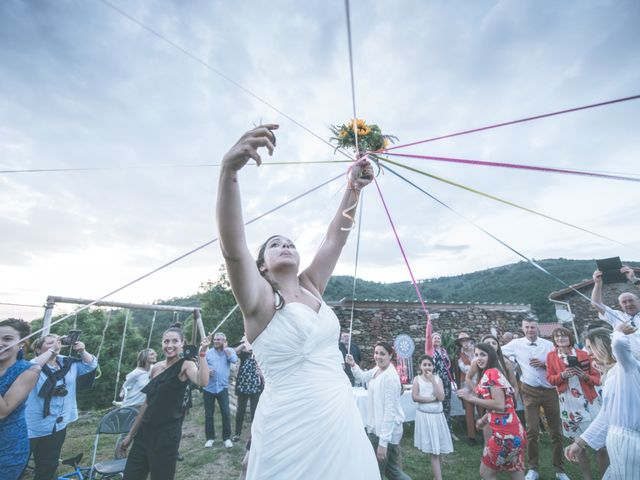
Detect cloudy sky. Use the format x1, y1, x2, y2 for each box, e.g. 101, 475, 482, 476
1, 0, 639, 321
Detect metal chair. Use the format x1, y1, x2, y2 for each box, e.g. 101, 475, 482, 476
88, 406, 139, 479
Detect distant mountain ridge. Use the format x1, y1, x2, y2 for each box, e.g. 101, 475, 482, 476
323, 258, 639, 320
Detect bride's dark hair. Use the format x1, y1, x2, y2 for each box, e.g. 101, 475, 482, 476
256, 235, 286, 310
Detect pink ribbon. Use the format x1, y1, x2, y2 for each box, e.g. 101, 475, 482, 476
383, 152, 640, 183
373, 177, 433, 355
384, 94, 640, 151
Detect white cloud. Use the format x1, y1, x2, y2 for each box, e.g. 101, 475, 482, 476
1, 0, 639, 320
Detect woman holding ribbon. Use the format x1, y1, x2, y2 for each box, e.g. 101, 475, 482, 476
347, 342, 411, 480
547, 326, 606, 480
25, 333, 98, 480
216, 125, 379, 479
457, 343, 526, 479
121, 324, 210, 479
0, 318, 42, 480
564, 325, 640, 479
431, 333, 455, 432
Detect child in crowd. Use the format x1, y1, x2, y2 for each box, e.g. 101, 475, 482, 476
412, 355, 453, 480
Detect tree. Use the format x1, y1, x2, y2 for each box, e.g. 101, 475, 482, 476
29, 309, 146, 409
199, 265, 244, 346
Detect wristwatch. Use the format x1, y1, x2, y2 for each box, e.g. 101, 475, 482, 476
632, 278, 640, 285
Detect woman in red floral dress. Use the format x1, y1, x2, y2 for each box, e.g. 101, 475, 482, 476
457, 342, 526, 480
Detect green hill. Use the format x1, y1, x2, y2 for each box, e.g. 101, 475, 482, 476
324, 258, 639, 320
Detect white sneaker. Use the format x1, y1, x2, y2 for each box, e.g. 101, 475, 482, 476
223, 439, 233, 448
555, 474, 571, 480
525, 470, 539, 480
204, 439, 214, 448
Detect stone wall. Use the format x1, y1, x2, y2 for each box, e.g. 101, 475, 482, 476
331, 299, 534, 369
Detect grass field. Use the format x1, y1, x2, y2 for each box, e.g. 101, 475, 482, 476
46, 392, 603, 480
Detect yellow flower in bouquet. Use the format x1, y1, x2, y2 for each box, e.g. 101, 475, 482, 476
330, 118, 397, 154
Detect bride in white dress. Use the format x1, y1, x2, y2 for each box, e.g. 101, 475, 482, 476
216, 125, 380, 480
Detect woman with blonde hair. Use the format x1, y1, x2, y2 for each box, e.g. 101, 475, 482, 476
565, 325, 640, 478
26, 333, 98, 480
120, 348, 157, 408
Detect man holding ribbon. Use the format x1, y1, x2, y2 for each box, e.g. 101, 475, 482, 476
591, 266, 640, 359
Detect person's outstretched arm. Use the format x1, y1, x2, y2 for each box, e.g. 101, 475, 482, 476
216, 125, 278, 326
591, 269, 606, 315
0, 365, 40, 419
301, 160, 373, 295
183, 336, 211, 387
465, 359, 479, 389
621, 265, 639, 284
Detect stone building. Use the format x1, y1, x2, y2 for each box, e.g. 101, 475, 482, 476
548, 267, 640, 342
331, 299, 534, 369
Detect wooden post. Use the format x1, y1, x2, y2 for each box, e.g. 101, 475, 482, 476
194, 309, 206, 339
42, 296, 56, 336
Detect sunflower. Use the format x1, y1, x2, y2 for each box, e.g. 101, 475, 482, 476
330, 118, 397, 154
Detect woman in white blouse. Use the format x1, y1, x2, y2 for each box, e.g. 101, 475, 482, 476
346, 342, 411, 480
565, 324, 640, 479
120, 348, 157, 408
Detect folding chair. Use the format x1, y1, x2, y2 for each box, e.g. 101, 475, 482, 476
88, 406, 139, 479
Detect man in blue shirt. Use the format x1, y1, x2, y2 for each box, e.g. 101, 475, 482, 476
203, 332, 238, 448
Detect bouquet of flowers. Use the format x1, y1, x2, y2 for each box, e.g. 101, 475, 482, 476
330, 118, 397, 154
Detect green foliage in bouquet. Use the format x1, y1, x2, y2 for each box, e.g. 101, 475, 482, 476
330, 118, 398, 154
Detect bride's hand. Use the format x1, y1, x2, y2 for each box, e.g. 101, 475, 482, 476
348, 158, 374, 190
222, 124, 278, 171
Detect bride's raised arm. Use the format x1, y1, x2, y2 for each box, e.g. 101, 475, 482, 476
216, 125, 278, 321
301, 159, 373, 295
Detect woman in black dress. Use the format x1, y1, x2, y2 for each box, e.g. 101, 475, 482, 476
121, 325, 210, 480
233, 336, 263, 442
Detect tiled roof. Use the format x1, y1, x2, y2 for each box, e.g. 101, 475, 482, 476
538, 322, 563, 338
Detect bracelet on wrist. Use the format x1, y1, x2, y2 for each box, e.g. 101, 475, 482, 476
199, 352, 206, 357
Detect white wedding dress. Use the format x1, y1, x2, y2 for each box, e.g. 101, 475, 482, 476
248, 292, 380, 479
